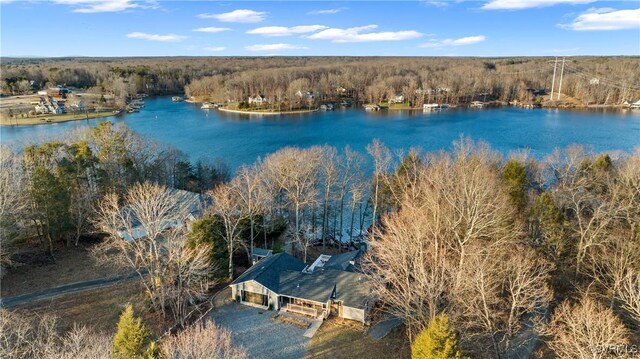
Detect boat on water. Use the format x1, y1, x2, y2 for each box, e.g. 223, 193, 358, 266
201, 102, 218, 109
364, 104, 381, 111
129, 99, 145, 109
172, 96, 184, 102
423, 103, 449, 111
320, 103, 335, 111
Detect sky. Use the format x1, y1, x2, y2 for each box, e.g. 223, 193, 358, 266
0, 0, 639, 57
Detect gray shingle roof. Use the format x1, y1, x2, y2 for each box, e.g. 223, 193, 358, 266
324, 249, 362, 272
231, 253, 305, 293
278, 268, 371, 309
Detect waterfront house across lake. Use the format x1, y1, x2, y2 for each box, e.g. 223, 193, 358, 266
248, 94, 268, 104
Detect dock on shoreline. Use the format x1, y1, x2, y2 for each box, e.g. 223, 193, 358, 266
218, 107, 319, 115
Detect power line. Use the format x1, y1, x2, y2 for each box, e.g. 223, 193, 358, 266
563, 65, 640, 91
557, 57, 565, 100
550, 57, 558, 99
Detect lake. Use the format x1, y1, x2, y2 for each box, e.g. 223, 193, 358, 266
2, 97, 639, 169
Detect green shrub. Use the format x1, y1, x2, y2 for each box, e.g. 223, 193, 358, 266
112, 305, 155, 359
412, 314, 467, 359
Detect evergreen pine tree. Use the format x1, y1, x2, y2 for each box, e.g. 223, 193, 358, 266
412, 314, 467, 359
112, 304, 155, 359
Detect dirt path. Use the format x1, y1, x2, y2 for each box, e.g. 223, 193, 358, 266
0, 272, 139, 308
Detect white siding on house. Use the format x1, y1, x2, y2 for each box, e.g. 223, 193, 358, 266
342, 305, 365, 324
231, 280, 279, 310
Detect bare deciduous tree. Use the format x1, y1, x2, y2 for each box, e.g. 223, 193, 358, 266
235, 164, 266, 259
210, 181, 245, 280
95, 182, 213, 324
0, 310, 111, 359
160, 319, 247, 359
546, 146, 626, 275
538, 297, 630, 359
618, 272, 640, 324
366, 139, 391, 230
263, 147, 322, 262
0, 147, 28, 273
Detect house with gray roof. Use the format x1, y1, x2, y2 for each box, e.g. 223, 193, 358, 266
116, 188, 205, 241
230, 250, 372, 324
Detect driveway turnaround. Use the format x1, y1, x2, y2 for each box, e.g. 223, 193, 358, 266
210, 302, 310, 359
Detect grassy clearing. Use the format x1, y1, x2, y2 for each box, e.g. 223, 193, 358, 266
0, 111, 116, 126
11, 281, 166, 334
305, 318, 410, 359
1, 240, 127, 298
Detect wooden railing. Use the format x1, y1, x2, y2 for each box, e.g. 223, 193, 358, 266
281, 303, 318, 317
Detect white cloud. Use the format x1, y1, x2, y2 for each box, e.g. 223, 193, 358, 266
562, 8, 640, 30
307, 25, 422, 43
193, 27, 231, 33
198, 9, 266, 23
307, 7, 348, 15
204, 47, 226, 52
53, 0, 155, 13
421, 1, 450, 7
126, 32, 187, 42
245, 43, 308, 51
247, 25, 327, 37
420, 35, 486, 48
482, 0, 594, 10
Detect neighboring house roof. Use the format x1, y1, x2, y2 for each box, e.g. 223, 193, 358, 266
252, 248, 273, 257
117, 188, 204, 241
323, 249, 362, 272
231, 252, 306, 293
279, 268, 371, 309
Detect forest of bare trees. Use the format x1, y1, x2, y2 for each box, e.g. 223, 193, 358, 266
1, 120, 638, 357
2, 57, 639, 107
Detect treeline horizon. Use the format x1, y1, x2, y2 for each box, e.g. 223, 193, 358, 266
2, 56, 639, 108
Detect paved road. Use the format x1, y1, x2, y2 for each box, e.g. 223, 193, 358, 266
0, 272, 140, 308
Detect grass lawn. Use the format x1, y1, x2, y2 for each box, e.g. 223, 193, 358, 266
305, 318, 410, 359
1, 239, 128, 298
0, 110, 116, 126
10, 280, 169, 335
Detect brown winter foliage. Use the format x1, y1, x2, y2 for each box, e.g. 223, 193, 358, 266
2, 56, 639, 106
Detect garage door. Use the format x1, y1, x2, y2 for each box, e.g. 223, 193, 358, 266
242, 290, 268, 306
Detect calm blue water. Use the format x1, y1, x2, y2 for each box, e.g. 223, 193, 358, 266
2, 97, 639, 169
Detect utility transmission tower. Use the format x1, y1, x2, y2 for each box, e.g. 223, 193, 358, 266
550, 57, 558, 100
557, 57, 566, 100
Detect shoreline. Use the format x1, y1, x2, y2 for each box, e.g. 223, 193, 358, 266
0, 111, 117, 127
218, 107, 319, 115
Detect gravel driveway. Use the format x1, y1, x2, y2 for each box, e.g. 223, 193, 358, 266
210, 302, 310, 359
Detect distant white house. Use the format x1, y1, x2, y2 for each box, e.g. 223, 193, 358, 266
69, 99, 85, 112
34, 97, 65, 114
248, 94, 267, 104
390, 93, 405, 103
295, 90, 314, 100
589, 78, 600, 85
